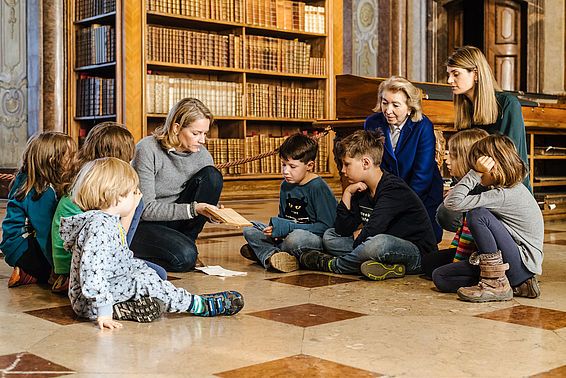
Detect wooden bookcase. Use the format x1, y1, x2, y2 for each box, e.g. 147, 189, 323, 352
66, 0, 124, 143
123, 0, 336, 191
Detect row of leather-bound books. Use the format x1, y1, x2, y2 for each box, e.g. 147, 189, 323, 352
146, 74, 325, 120
145, 0, 324, 34
204, 132, 330, 175
76, 0, 116, 20
76, 76, 115, 117
75, 25, 115, 67
146, 25, 325, 75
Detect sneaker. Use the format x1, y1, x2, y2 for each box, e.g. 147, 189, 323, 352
269, 252, 299, 273
361, 261, 406, 281
47, 270, 57, 286
197, 291, 244, 317
240, 244, 259, 262
8, 267, 38, 288
113, 297, 165, 323
51, 274, 70, 294
299, 250, 334, 272
513, 276, 540, 298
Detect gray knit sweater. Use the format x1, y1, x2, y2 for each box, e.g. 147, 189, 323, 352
132, 136, 214, 221
444, 170, 544, 274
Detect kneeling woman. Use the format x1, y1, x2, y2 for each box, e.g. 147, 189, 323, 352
364, 76, 444, 242
130, 98, 222, 272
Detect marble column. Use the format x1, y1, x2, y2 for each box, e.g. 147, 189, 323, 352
0, 0, 28, 168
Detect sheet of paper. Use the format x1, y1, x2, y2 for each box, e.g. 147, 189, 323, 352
195, 265, 248, 277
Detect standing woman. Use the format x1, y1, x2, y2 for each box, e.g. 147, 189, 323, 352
130, 98, 223, 272
364, 76, 444, 242
438, 45, 532, 232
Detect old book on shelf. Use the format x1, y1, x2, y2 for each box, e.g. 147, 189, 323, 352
203, 207, 252, 227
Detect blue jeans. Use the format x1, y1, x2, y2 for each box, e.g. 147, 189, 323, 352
243, 221, 323, 268
130, 166, 223, 272
432, 207, 533, 292
322, 228, 422, 275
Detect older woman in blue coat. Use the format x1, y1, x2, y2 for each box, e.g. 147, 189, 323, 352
364, 76, 443, 242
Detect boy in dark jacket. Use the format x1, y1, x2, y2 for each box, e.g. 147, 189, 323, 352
300, 130, 438, 280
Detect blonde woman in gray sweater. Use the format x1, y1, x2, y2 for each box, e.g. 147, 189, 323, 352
130, 98, 223, 272
432, 134, 543, 302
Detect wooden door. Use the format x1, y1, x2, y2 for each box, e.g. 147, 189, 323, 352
484, 0, 526, 91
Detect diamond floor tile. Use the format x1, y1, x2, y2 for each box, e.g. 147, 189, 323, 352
268, 273, 358, 288
0, 352, 74, 377
475, 305, 566, 330
247, 303, 366, 327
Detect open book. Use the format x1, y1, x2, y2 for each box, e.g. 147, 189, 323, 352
203, 207, 253, 227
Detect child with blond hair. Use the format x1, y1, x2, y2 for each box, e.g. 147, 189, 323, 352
60, 157, 243, 329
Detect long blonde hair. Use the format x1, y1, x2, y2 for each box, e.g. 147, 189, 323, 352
447, 128, 489, 178
15, 132, 77, 201
373, 76, 423, 122
153, 98, 214, 151
468, 134, 527, 188
71, 157, 139, 211
447, 46, 501, 129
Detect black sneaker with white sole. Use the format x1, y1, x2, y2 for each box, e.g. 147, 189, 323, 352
113, 297, 166, 323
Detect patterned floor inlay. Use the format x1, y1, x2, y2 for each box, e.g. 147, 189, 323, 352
268, 273, 358, 288
474, 305, 566, 330
215, 354, 381, 377
530, 364, 566, 377
247, 303, 366, 327
544, 239, 566, 245
0, 352, 74, 377
167, 275, 181, 281
196, 239, 225, 245
544, 229, 566, 234
24, 305, 83, 326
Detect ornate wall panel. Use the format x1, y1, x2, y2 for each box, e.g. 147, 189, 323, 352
0, 0, 27, 168
352, 0, 379, 77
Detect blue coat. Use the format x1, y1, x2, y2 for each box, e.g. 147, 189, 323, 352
364, 113, 444, 240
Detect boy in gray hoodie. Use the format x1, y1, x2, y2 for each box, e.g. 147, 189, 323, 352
60, 157, 243, 329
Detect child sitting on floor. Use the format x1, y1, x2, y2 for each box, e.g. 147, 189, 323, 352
240, 133, 337, 272
60, 157, 244, 329
421, 128, 489, 279
299, 130, 438, 280
1, 132, 77, 287
432, 134, 543, 301
50, 122, 166, 294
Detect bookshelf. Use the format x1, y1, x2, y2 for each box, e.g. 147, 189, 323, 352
124, 0, 335, 187
67, 0, 123, 143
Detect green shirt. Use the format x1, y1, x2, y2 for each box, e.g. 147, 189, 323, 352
51, 195, 82, 274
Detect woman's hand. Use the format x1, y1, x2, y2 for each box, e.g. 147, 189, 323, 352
97, 314, 123, 330
195, 203, 224, 223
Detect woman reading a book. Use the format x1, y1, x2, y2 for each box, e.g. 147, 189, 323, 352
364, 76, 444, 242
130, 98, 223, 272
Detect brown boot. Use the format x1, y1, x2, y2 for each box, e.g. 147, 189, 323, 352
457, 251, 513, 302
513, 276, 540, 298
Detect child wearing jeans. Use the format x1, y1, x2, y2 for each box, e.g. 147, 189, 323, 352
241, 133, 337, 273
432, 134, 543, 301
60, 157, 243, 329
1, 132, 77, 287
299, 130, 438, 280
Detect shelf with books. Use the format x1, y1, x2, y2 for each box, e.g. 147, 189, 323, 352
67, 0, 123, 143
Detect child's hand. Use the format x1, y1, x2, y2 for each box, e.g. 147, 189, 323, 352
345, 182, 368, 194
97, 314, 123, 330
262, 225, 273, 237
475, 156, 496, 174
353, 229, 362, 239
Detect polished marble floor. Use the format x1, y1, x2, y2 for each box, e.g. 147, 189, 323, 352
1, 199, 566, 377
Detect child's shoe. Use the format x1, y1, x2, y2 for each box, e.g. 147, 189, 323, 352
240, 244, 259, 262
299, 250, 334, 272
513, 276, 540, 298
51, 274, 70, 294
113, 297, 165, 323
361, 261, 405, 281
197, 291, 244, 317
269, 252, 299, 273
8, 267, 38, 288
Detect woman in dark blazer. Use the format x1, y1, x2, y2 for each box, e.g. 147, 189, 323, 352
364, 76, 444, 242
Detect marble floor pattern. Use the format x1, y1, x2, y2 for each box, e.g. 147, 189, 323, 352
1, 199, 566, 377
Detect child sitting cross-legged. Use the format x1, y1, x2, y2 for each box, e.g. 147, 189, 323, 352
240, 133, 337, 273
60, 157, 244, 329
299, 130, 438, 280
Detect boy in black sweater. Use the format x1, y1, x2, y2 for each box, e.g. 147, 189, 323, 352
300, 130, 438, 280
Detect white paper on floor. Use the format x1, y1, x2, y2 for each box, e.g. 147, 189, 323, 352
195, 265, 248, 277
